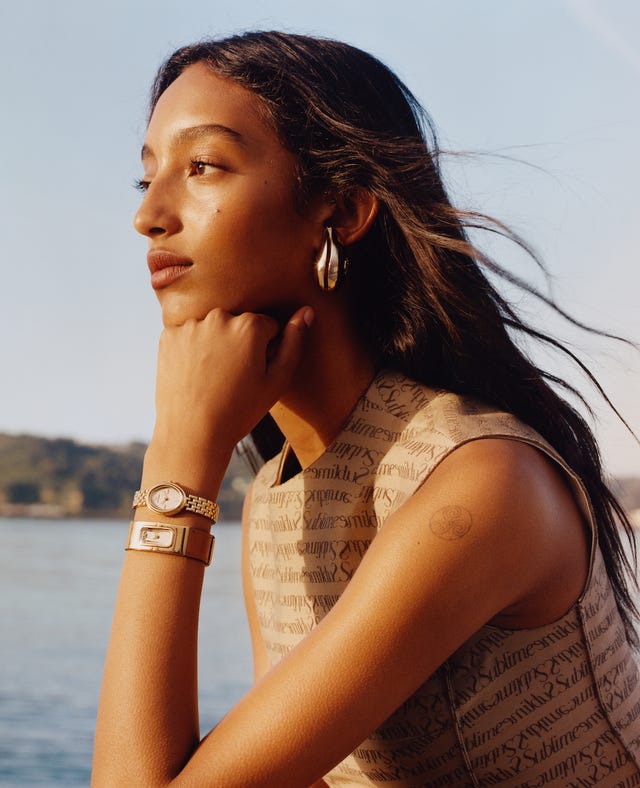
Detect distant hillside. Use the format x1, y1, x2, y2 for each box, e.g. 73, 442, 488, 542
0, 433, 252, 521
0, 431, 638, 523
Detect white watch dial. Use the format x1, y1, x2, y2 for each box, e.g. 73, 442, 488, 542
148, 484, 185, 514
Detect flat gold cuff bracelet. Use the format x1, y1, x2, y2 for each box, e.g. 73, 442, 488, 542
125, 521, 214, 566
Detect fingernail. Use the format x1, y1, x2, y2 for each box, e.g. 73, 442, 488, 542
303, 307, 314, 327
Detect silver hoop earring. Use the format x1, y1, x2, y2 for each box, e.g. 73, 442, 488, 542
314, 227, 348, 291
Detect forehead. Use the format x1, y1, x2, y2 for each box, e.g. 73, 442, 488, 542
144, 63, 277, 152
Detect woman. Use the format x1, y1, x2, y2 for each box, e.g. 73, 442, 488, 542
92, 31, 640, 786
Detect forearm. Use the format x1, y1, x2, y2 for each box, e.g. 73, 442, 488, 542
92, 445, 230, 786
93, 553, 203, 785
92, 308, 310, 785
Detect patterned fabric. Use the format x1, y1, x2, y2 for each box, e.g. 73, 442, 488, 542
247, 371, 640, 786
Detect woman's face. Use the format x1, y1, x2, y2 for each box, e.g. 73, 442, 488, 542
134, 63, 329, 326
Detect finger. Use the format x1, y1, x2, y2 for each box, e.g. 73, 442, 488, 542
233, 313, 281, 369
236, 312, 281, 344
204, 308, 279, 345
267, 307, 314, 383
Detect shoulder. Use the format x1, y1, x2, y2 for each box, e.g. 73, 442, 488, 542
413, 437, 590, 626
428, 436, 569, 506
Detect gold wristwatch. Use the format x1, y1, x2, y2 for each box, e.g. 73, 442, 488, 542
132, 482, 219, 522
126, 521, 215, 565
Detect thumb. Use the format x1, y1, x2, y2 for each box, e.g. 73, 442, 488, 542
267, 306, 314, 384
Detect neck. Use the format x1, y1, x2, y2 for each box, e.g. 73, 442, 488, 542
270, 305, 376, 469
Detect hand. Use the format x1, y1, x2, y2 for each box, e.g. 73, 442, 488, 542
150, 305, 314, 467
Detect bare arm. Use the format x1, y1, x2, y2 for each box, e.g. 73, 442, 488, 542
92, 310, 587, 787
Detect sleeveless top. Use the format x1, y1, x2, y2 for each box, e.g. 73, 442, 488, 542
247, 371, 640, 786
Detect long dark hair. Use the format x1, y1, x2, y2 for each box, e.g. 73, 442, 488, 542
148, 31, 638, 643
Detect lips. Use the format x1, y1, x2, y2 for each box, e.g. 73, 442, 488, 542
147, 250, 193, 290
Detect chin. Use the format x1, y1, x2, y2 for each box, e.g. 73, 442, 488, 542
158, 292, 215, 327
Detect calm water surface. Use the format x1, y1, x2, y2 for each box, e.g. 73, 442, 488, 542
0, 519, 252, 787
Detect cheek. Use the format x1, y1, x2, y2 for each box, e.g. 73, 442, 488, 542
214, 192, 316, 268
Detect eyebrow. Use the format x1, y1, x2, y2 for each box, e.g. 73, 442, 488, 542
141, 123, 245, 160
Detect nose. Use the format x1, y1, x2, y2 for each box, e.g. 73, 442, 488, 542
133, 183, 181, 238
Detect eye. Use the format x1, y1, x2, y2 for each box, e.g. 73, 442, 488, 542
190, 159, 221, 176
133, 178, 150, 193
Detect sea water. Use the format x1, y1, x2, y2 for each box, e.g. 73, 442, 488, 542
0, 519, 252, 786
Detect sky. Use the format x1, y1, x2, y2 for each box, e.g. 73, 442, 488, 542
1, 0, 638, 476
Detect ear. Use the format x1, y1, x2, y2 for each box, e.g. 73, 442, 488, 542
330, 189, 379, 246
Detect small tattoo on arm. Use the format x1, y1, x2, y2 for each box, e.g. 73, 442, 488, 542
429, 506, 472, 540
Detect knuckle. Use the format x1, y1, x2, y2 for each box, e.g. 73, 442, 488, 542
236, 313, 262, 334
205, 307, 225, 322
